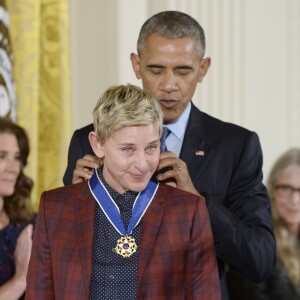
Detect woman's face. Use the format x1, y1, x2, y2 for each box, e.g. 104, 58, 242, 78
273, 164, 300, 233
94, 123, 160, 194
0, 133, 22, 199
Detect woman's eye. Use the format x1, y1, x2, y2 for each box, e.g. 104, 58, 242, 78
15, 155, 21, 161
146, 145, 157, 152
122, 147, 132, 154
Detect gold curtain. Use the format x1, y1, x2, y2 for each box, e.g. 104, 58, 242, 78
7, 0, 71, 210
0, 0, 16, 120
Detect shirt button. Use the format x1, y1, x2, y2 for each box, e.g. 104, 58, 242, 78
108, 274, 114, 280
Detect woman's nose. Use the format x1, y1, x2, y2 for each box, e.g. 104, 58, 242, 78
134, 151, 148, 171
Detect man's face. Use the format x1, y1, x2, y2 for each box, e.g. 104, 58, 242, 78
131, 34, 210, 124
96, 123, 160, 194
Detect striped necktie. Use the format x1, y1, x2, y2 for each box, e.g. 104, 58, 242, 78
160, 127, 171, 152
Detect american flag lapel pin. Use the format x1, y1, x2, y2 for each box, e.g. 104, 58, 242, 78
195, 150, 205, 156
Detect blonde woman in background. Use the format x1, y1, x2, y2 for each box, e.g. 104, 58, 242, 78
227, 148, 300, 299
267, 148, 300, 297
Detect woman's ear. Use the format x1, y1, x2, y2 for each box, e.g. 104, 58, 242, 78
88, 131, 104, 158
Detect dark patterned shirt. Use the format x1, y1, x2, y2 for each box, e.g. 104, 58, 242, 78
90, 170, 142, 300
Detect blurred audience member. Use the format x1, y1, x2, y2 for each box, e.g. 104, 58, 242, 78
227, 148, 300, 300
0, 118, 35, 300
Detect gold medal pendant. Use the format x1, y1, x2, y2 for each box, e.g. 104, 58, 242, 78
114, 235, 137, 258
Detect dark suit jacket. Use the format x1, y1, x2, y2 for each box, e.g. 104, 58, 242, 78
26, 182, 221, 299
63, 103, 276, 299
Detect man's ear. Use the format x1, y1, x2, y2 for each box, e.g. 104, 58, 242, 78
130, 53, 142, 79
198, 57, 211, 83
88, 131, 104, 158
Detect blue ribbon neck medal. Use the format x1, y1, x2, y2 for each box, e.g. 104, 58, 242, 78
89, 169, 159, 258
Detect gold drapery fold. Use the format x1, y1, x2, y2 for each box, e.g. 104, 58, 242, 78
0, 0, 16, 120
8, 0, 71, 210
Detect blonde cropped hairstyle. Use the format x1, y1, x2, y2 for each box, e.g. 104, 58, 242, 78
92, 84, 163, 142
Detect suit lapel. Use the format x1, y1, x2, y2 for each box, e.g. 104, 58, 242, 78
180, 103, 215, 181
137, 186, 165, 288
74, 183, 95, 297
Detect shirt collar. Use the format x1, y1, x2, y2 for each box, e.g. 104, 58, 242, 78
164, 101, 191, 141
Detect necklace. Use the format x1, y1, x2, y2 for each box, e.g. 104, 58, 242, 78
89, 169, 158, 258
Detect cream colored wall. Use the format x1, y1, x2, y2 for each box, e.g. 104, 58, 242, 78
70, 0, 300, 181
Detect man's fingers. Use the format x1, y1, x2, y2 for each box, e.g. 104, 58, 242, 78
72, 168, 93, 184
157, 152, 185, 175
76, 157, 101, 169
73, 155, 103, 184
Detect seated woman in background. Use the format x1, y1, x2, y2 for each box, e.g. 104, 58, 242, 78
0, 118, 35, 300
227, 148, 300, 300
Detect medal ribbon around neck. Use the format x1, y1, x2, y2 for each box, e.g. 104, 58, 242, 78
88, 169, 159, 239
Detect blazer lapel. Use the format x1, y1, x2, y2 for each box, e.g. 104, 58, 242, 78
74, 183, 95, 297
137, 187, 165, 288
180, 103, 215, 180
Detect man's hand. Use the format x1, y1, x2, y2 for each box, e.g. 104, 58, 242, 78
72, 154, 103, 184
156, 151, 200, 196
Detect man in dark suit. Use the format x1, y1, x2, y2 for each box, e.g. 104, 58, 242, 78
63, 11, 276, 299
26, 84, 221, 299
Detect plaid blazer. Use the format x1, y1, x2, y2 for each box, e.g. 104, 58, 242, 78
26, 181, 221, 300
